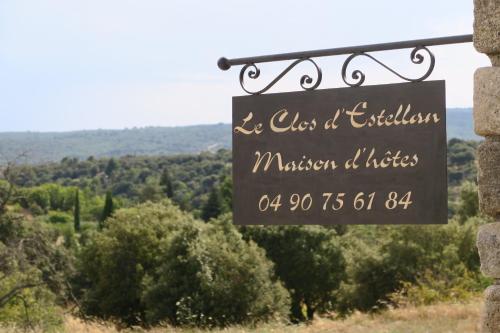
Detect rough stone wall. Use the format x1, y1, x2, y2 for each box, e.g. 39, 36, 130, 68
474, 0, 500, 332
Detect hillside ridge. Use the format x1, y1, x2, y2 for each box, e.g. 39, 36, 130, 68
0, 109, 478, 164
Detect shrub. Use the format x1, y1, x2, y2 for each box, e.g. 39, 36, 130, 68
142, 214, 290, 327
457, 181, 479, 223
26, 188, 50, 213
389, 270, 488, 307
0, 213, 74, 331
47, 211, 72, 224
336, 218, 488, 313
0, 259, 63, 332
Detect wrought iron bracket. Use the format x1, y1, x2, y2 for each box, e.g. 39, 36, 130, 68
217, 34, 472, 95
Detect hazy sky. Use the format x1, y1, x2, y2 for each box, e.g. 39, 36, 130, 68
0, 0, 491, 132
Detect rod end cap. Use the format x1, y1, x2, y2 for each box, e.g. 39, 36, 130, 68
217, 57, 231, 71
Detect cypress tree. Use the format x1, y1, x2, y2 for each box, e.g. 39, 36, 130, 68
105, 158, 118, 176
201, 186, 222, 221
159, 168, 174, 198
219, 174, 233, 213
74, 189, 81, 232
100, 191, 114, 230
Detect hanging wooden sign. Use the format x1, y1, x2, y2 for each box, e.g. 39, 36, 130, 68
232, 81, 447, 225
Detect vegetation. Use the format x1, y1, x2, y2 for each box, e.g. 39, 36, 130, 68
142, 213, 290, 327
242, 225, 345, 322
9, 149, 231, 217
447, 138, 478, 186
0, 138, 488, 331
74, 189, 80, 232
0, 213, 74, 331
99, 191, 114, 229
160, 168, 174, 199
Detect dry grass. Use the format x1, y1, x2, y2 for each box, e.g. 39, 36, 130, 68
0, 298, 483, 333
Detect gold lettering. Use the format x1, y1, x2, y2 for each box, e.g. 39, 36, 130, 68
269, 109, 289, 133
253, 151, 337, 173
234, 112, 263, 135
313, 160, 324, 171
269, 109, 316, 133
345, 148, 364, 170
365, 148, 419, 169
365, 148, 379, 168
324, 109, 342, 130
400, 155, 410, 167
401, 104, 412, 125
393, 105, 403, 125
410, 154, 419, 166
284, 161, 296, 172
346, 101, 368, 128
252, 151, 283, 173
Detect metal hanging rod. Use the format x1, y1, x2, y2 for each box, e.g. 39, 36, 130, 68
217, 34, 473, 95
217, 35, 472, 70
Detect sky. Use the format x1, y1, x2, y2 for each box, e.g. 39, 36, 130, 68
0, 0, 491, 132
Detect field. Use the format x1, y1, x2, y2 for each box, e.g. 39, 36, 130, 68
0, 298, 480, 333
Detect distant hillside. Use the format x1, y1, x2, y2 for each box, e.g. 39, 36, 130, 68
0, 124, 231, 164
0, 109, 479, 164
447, 108, 480, 141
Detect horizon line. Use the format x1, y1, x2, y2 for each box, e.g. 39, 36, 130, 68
0, 107, 473, 134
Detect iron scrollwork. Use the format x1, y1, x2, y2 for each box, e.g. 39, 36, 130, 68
238, 46, 435, 94
341, 46, 436, 87
239, 58, 323, 95
219, 35, 472, 94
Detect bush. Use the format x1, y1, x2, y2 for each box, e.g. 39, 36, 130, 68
0, 258, 63, 332
457, 181, 479, 223
336, 218, 488, 313
0, 213, 74, 331
47, 211, 72, 224
389, 269, 489, 307
78, 202, 289, 327
142, 214, 290, 327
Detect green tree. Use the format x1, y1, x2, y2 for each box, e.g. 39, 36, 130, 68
218, 174, 232, 214
139, 182, 163, 202
79, 201, 186, 324
143, 214, 290, 327
447, 139, 478, 185
201, 186, 222, 221
243, 225, 346, 322
105, 158, 118, 176
74, 189, 81, 232
99, 191, 114, 229
159, 168, 174, 198
457, 181, 479, 223
26, 188, 50, 213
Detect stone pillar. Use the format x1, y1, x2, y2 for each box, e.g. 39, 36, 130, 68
474, 0, 500, 332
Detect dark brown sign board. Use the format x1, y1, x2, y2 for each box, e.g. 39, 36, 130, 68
232, 81, 447, 225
